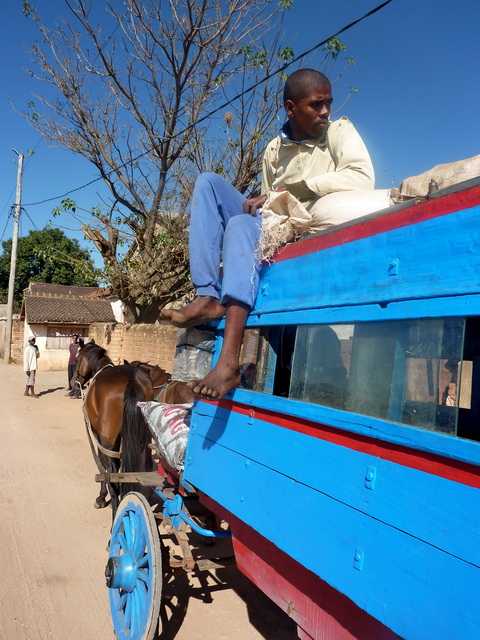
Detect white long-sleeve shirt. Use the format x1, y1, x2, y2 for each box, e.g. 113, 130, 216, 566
23, 344, 38, 372
261, 117, 374, 208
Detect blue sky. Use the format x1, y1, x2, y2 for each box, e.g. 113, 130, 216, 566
0, 0, 479, 262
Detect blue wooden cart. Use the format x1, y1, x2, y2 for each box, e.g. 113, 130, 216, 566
105, 177, 480, 640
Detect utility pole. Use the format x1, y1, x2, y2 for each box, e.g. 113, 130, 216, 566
4, 151, 24, 364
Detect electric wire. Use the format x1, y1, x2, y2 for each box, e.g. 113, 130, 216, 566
0, 208, 13, 243
21, 0, 394, 208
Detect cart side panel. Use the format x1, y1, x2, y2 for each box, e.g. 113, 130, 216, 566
189, 404, 480, 566
252, 184, 480, 316
185, 411, 480, 640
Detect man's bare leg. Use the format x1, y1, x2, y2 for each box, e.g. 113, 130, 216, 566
161, 296, 225, 328
190, 301, 249, 399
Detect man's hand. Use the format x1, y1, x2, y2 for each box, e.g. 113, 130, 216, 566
243, 194, 267, 215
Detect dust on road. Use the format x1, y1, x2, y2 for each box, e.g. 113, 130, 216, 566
0, 363, 296, 640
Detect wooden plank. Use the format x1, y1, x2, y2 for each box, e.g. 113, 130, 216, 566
217, 291, 480, 328
95, 471, 165, 486
250, 205, 480, 316
185, 433, 480, 640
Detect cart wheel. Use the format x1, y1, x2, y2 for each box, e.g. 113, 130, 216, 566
106, 492, 162, 640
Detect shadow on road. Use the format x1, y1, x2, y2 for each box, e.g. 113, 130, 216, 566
156, 532, 297, 640
37, 387, 64, 397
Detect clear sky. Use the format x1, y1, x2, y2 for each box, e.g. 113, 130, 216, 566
0, 0, 479, 260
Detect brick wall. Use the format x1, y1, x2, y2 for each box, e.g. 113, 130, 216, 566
88, 322, 179, 372
11, 319, 25, 363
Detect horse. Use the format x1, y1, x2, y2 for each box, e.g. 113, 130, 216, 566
74, 344, 171, 511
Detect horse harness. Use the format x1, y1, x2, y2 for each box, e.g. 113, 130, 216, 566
80, 364, 122, 466
81, 365, 170, 473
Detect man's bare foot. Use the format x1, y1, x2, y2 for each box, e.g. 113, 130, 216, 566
161, 296, 225, 328
189, 362, 241, 399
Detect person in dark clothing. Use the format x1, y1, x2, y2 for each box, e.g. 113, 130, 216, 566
69, 337, 85, 399
66, 334, 79, 396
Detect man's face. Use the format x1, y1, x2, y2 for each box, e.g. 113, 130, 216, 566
286, 83, 333, 139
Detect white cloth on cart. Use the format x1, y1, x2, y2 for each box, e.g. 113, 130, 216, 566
260, 188, 392, 260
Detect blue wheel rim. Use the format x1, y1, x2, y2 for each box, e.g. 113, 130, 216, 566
108, 495, 160, 640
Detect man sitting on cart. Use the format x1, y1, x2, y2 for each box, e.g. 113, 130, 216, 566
162, 68, 376, 399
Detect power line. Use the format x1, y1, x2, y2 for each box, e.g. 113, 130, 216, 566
1, 186, 16, 215
22, 0, 393, 208
0, 207, 13, 243
23, 207, 38, 230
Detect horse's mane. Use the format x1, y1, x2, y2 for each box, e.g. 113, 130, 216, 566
81, 343, 107, 359
79, 343, 111, 377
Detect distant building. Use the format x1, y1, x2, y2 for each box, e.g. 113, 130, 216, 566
20, 283, 122, 370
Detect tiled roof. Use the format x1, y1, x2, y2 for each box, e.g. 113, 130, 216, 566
24, 296, 115, 324
27, 283, 109, 298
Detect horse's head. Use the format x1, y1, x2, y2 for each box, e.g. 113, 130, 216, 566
75, 344, 111, 386
128, 361, 171, 389
148, 364, 171, 389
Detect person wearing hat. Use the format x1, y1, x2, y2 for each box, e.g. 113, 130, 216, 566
24, 336, 40, 398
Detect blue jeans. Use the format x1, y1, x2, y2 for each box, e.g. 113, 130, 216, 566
189, 173, 262, 309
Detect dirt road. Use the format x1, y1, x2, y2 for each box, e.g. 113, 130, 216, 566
0, 363, 296, 640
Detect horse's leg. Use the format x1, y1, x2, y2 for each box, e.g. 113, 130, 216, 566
97, 397, 123, 510
94, 450, 111, 509
95, 482, 109, 509
84, 396, 110, 509
105, 453, 120, 518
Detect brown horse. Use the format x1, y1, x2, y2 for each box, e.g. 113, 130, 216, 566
75, 344, 171, 511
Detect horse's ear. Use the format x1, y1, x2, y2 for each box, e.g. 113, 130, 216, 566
123, 359, 130, 365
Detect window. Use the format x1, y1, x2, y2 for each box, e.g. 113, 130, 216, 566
240, 318, 477, 438
46, 326, 87, 349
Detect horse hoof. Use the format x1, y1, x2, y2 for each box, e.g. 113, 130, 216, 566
95, 498, 107, 509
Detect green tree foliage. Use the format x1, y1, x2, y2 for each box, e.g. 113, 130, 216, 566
0, 228, 98, 308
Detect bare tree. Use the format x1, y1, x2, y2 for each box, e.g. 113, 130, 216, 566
24, 0, 341, 321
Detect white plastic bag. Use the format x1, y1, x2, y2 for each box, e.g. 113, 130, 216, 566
260, 189, 392, 260
172, 328, 215, 382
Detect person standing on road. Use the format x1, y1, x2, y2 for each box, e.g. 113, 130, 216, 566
23, 336, 40, 398
69, 337, 84, 399
66, 334, 79, 395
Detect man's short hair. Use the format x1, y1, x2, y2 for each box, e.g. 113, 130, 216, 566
283, 68, 331, 103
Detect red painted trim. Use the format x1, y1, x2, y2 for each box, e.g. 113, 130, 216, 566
274, 184, 480, 263
201, 494, 399, 640
205, 399, 480, 489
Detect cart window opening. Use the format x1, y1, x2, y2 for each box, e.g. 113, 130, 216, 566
239, 326, 296, 396
290, 318, 466, 435
239, 317, 480, 441
457, 317, 479, 441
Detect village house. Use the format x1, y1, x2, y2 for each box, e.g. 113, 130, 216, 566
20, 283, 121, 370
